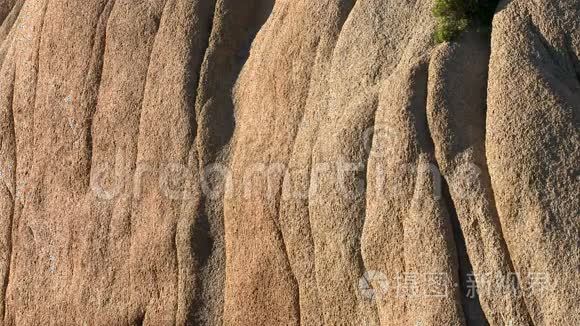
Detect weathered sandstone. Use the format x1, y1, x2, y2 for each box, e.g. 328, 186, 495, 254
0, 0, 577, 325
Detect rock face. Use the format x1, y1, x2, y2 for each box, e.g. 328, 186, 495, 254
0, 0, 577, 325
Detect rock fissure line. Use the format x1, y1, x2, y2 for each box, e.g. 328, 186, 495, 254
2, 2, 49, 322
83, 0, 116, 192
1, 67, 16, 322
128, 0, 170, 322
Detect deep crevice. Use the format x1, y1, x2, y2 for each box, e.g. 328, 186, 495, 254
190, 1, 275, 324
178, 0, 220, 323
441, 178, 489, 326
433, 0, 501, 43
132, 313, 144, 326
484, 169, 536, 325
421, 52, 488, 324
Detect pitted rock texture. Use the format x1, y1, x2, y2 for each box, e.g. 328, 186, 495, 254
0, 0, 578, 325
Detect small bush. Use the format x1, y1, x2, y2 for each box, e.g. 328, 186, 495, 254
433, 0, 499, 43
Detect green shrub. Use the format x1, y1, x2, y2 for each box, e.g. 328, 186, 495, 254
433, 0, 499, 43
